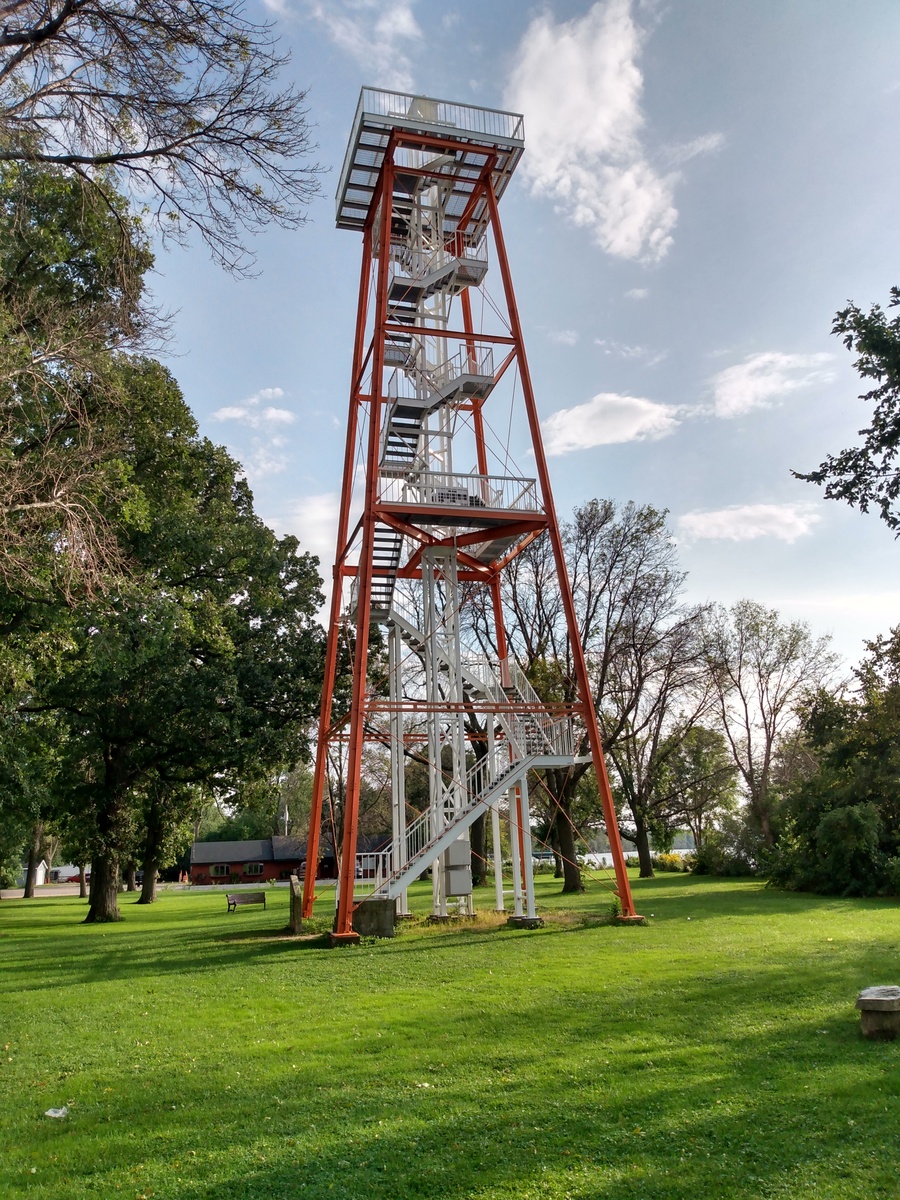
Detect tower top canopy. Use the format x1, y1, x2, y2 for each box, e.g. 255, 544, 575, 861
336, 87, 525, 233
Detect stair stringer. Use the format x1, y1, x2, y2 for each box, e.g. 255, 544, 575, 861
366, 751, 574, 902
388, 607, 563, 757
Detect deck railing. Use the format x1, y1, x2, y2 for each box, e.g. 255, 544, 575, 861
379, 470, 539, 513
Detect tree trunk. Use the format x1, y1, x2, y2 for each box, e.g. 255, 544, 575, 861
555, 800, 583, 893
632, 813, 655, 878
124, 862, 137, 892
84, 851, 122, 922
754, 800, 776, 848
23, 821, 44, 898
470, 812, 486, 887
548, 819, 563, 877
78, 864, 87, 898
138, 864, 158, 904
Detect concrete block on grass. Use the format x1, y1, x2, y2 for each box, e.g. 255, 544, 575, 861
856, 986, 900, 1040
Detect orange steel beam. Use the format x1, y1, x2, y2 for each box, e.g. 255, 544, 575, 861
331, 154, 397, 942
484, 180, 640, 921
384, 324, 516, 345
302, 222, 374, 920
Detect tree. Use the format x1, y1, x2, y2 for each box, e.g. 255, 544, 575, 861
603, 602, 712, 877
796, 288, 900, 533
22, 359, 324, 921
0, 0, 320, 273
660, 725, 738, 852
770, 631, 900, 896
471, 499, 700, 891
703, 600, 839, 848
0, 161, 156, 598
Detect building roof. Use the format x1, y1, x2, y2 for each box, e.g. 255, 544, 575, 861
190, 833, 388, 865
190, 839, 273, 865
271, 836, 306, 862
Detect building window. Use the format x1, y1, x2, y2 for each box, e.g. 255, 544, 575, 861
211, 864, 230, 877
244, 862, 264, 876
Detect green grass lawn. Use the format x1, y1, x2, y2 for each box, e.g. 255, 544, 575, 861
1, 874, 899, 1199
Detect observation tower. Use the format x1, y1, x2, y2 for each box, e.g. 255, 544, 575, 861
302, 89, 640, 942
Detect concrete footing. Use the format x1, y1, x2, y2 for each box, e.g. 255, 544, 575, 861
506, 916, 544, 929
856, 986, 900, 1040
328, 931, 361, 947
616, 914, 648, 926
350, 898, 396, 938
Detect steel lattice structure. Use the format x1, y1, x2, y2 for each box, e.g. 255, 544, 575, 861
302, 89, 640, 943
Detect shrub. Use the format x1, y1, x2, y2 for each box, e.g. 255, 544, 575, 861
814, 803, 884, 897
650, 852, 692, 873
692, 814, 762, 877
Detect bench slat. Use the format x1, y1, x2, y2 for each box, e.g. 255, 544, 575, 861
226, 891, 267, 911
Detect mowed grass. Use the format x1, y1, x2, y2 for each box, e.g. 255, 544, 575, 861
1, 875, 900, 1200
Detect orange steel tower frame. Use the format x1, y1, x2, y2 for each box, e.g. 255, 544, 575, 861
302, 90, 640, 943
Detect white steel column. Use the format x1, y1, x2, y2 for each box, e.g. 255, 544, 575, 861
422, 552, 446, 917
491, 802, 505, 912
519, 775, 537, 921
388, 623, 409, 915
508, 784, 524, 918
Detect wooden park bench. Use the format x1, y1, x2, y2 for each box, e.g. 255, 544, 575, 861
226, 891, 266, 912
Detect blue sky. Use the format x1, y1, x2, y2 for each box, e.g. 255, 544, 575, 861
149, 0, 900, 666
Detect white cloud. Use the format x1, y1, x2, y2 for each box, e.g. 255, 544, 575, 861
542, 392, 681, 455
595, 338, 666, 365
244, 441, 291, 481
305, 1, 422, 91
213, 386, 295, 429
625, 287, 649, 300
678, 503, 822, 544
504, 1, 722, 262
666, 132, 726, 166
549, 329, 579, 346
280, 492, 340, 564
712, 352, 834, 418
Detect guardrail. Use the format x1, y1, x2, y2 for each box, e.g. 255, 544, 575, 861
359, 88, 524, 143
379, 470, 539, 513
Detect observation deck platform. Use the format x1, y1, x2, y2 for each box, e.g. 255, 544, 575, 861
336, 88, 525, 239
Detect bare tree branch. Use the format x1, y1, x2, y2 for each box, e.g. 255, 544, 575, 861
0, 1, 321, 273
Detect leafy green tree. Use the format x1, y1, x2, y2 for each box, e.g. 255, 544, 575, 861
24, 359, 324, 921
660, 725, 738, 852
0, 161, 155, 598
771, 632, 900, 895
796, 289, 900, 533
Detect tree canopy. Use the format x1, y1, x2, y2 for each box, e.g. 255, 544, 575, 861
796, 288, 900, 533
770, 630, 900, 896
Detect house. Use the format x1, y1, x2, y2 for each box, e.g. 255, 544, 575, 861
190, 836, 337, 885
189, 833, 391, 885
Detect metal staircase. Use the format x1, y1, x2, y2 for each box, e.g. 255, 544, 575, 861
359, 601, 577, 903
369, 750, 542, 901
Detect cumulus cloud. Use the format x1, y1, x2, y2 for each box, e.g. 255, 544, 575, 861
711, 352, 834, 418
678, 503, 822, 544
625, 287, 649, 300
213, 386, 295, 429
504, 1, 722, 262
305, 1, 422, 91
542, 392, 681, 455
280, 491, 340, 564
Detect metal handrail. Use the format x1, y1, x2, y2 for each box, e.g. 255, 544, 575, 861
379, 470, 539, 513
